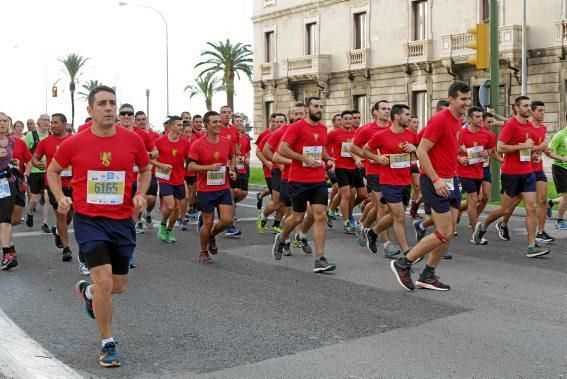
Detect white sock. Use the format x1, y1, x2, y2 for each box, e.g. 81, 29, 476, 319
101, 337, 114, 347
418, 222, 425, 231
85, 285, 93, 300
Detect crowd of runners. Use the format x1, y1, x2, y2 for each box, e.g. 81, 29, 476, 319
1, 80, 566, 367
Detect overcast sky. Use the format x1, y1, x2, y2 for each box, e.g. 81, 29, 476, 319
0, 0, 253, 129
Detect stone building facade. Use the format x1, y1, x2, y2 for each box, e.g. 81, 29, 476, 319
252, 0, 567, 134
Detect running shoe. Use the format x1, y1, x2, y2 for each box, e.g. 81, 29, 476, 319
326, 216, 333, 228
470, 237, 488, 245
343, 221, 355, 234
327, 209, 336, 220
179, 219, 188, 231
51, 226, 63, 249
129, 256, 136, 269
282, 241, 292, 256
145, 215, 153, 229
157, 224, 167, 242
415, 273, 450, 291
365, 229, 378, 254
409, 201, 422, 219
198, 251, 213, 264
25, 210, 34, 228
384, 243, 401, 259
75, 280, 95, 319
256, 212, 268, 234
536, 231, 555, 244
225, 225, 242, 237
313, 257, 336, 273
41, 223, 50, 234
196, 211, 203, 232
443, 251, 452, 259
99, 341, 122, 368
554, 220, 567, 230
355, 225, 366, 247
256, 192, 263, 210
547, 199, 554, 218
208, 237, 218, 255
292, 233, 313, 254
165, 230, 176, 243
62, 247, 72, 262
390, 259, 415, 291
78, 262, 90, 276
495, 222, 510, 241
526, 245, 550, 258
472, 222, 485, 245
413, 220, 426, 242
1, 248, 18, 270
270, 225, 282, 234
272, 233, 285, 261
135, 221, 145, 234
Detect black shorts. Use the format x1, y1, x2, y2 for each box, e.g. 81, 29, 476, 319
196, 189, 233, 213
279, 179, 292, 207
290, 181, 328, 213
458, 177, 482, 195
420, 175, 461, 215
500, 173, 536, 197
271, 168, 282, 192
159, 182, 186, 200
552, 165, 567, 193
236, 173, 249, 192
47, 187, 73, 209
14, 190, 25, 207
0, 181, 16, 224
380, 185, 411, 206
353, 169, 365, 188
147, 174, 158, 196
482, 166, 491, 183
366, 174, 382, 193
534, 170, 547, 183
185, 176, 197, 186
327, 169, 337, 185
265, 177, 273, 194
335, 168, 356, 188
28, 172, 45, 195
411, 165, 420, 175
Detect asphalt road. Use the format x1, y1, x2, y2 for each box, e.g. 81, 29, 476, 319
0, 193, 566, 378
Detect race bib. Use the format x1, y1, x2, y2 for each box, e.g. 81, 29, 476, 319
206, 166, 226, 186
60, 167, 72, 177
389, 153, 411, 169
0, 178, 10, 199
519, 148, 531, 162
302, 146, 323, 167
340, 142, 352, 158
483, 156, 490, 167
155, 166, 171, 180
441, 178, 455, 191
467, 146, 484, 165
86, 171, 125, 205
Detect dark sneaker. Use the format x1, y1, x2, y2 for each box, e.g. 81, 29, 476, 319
62, 247, 72, 262
443, 251, 452, 259
292, 233, 312, 254
145, 215, 153, 229
409, 202, 422, 219
208, 237, 218, 255
198, 251, 213, 264
25, 211, 33, 227
313, 257, 336, 273
41, 223, 50, 233
128, 256, 136, 269
282, 242, 292, 256
225, 225, 242, 237
547, 199, 553, 218
536, 231, 555, 244
75, 280, 95, 319
390, 259, 415, 291
384, 243, 402, 258
495, 222, 510, 241
51, 227, 63, 249
526, 245, 550, 258
413, 220, 426, 242
99, 342, 122, 368
272, 234, 285, 261
364, 228, 378, 254
472, 222, 486, 245
326, 216, 333, 228
343, 221, 355, 234
1, 249, 18, 270
256, 192, 263, 210
415, 274, 451, 291
196, 211, 203, 233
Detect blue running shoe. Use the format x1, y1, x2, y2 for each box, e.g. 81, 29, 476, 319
99, 342, 122, 367
413, 220, 426, 241
75, 280, 95, 319
225, 225, 242, 237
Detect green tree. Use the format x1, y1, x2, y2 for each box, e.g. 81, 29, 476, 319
77, 79, 102, 100
59, 53, 89, 127
184, 72, 223, 112
194, 39, 252, 110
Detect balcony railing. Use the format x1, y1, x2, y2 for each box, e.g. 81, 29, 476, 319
284, 54, 331, 79
260, 62, 278, 80
347, 48, 370, 70
403, 39, 432, 63
499, 25, 523, 56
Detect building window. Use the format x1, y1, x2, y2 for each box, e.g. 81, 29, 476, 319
412, 91, 428, 130
481, 0, 490, 22
265, 101, 274, 129
354, 95, 368, 122
305, 22, 317, 55
264, 31, 275, 63
353, 12, 367, 49
412, 0, 428, 41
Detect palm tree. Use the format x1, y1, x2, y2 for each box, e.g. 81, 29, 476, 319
184, 72, 223, 111
59, 53, 89, 127
77, 79, 102, 100
194, 39, 252, 110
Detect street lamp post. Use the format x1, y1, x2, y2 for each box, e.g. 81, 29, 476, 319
119, 2, 169, 115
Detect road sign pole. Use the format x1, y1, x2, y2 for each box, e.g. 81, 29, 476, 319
489, 0, 501, 201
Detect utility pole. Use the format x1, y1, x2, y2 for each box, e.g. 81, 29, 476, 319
490, 0, 501, 201
146, 89, 150, 119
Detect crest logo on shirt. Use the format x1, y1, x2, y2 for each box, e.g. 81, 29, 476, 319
214, 151, 220, 159
172, 149, 177, 157
313, 133, 319, 142
100, 152, 112, 167
398, 142, 405, 149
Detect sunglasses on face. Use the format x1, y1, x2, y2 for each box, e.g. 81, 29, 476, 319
119, 111, 134, 116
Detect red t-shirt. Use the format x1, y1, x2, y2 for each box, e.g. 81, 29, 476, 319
327, 128, 356, 169
352, 121, 389, 175
148, 130, 160, 142
257, 130, 272, 179
220, 125, 240, 148
128, 126, 155, 176
53, 127, 149, 220
35, 134, 74, 187
188, 136, 234, 192
77, 120, 93, 133
237, 135, 252, 174
12, 137, 32, 173
456, 127, 494, 179
531, 123, 547, 172
499, 117, 535, 175
420, 109, 462, 178
154, 134, 191, 185
267, 124, 290, 180
184, 135, 197, 178
281, 119, 328, 183
255, 129, 270, 145
368, 127, 418, 185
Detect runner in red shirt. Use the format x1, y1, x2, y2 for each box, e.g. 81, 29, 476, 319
152, 116, 191, 243
10, 135, 32, 227
254, 113, 278, 209
363, 104, 418, 256
233, 115, 251, 206
47, 85, 151, 367
272, 97, 336, 273
33, 113, 74, 262
351, 109, 362, 130
177, 123, 199, 230
391, 81, 471, 292
188, 111, 236, 264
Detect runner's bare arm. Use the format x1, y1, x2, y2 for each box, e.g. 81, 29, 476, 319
272, 152, 292, 165
187, 161, 223, 172
545, 148, 567, 161
136, 164, 151, 196
497, 139, 533, 153
31, 155, 46, 170
417, 138, 450, 197
361, 143, 387, 165
256, 149, 272, 168
46, 158, 72, 213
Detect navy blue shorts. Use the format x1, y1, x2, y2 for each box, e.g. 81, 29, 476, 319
500, 173, 536, 197
73, 213, 136, 274
459, 177, 482, 194
159, 182, 186, 200
366, 174, 381, 193
380, 185, 411, 206
148, 174, 158, 196
197, 189, 233, 213
271, 168, 282, 192
534, 170, 547, 182
237, 173, 249, 191
185, 176, 197, 186
279, 179, 293, 207
420, 175, 461, 215
482, 166, 491, 183
411, 165, 420, 174
290, 181, 328, 213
